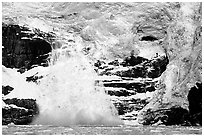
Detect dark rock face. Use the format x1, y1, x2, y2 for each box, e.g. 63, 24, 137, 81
95, 56, 165, 120
139, 96, 202, 126
2, 85, 39, 125
1, 23, 52, 125
2, 85, 14, 95
140, 36, 158, 41
123, 56, 148, 67
187, 82, 202, 126
4, 98, 38, 111
104, 81, 155, 93
140, 107, 189, 125
114, 99, 148, 116
3, 107, 35, 125
188, 83, 202, 115
26, 72, 44, 83
162, 107, 189, 125
2, 98, 39, 125
97, 55, 169, 79
2, 24, 52, 69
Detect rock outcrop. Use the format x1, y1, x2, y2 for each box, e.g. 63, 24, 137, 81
2, 67, 40, 125
2, 23, 53, 70
97, 55, 168, 79
2, 98, 39, 125
95, 56, 166, 121
2, 85, 14, 96
187, 82, 202, 126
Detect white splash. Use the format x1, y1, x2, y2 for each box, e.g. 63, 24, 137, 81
15, 45, 121, 126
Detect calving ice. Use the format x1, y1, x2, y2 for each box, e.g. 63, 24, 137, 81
3, 46, 123, 126
32, 49, 123, 126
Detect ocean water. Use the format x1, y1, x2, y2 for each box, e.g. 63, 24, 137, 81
2, 125, 202, 135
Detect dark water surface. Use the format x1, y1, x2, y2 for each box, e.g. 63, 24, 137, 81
2, 125, 202, 135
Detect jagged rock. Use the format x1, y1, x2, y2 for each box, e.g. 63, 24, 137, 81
2, 85, 14, 95
147, 56, 169, 78
2, 106, 36, 125
114, 65, 146, 78
123, 55, 148, 67
97, 55, 168, 79
2, 24, 52, 69
95, 57, 161, 119
94, 60, 106, 68
139, 106, 189, 125
104, 81, 155, 93
108, 60, 120, 66
105, 88, 136, 97
112, 95, 151, 119
2, 98, 39, 125
97, 74, 156, 119
26, 73, 44, 83
4, 98, 38, 111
